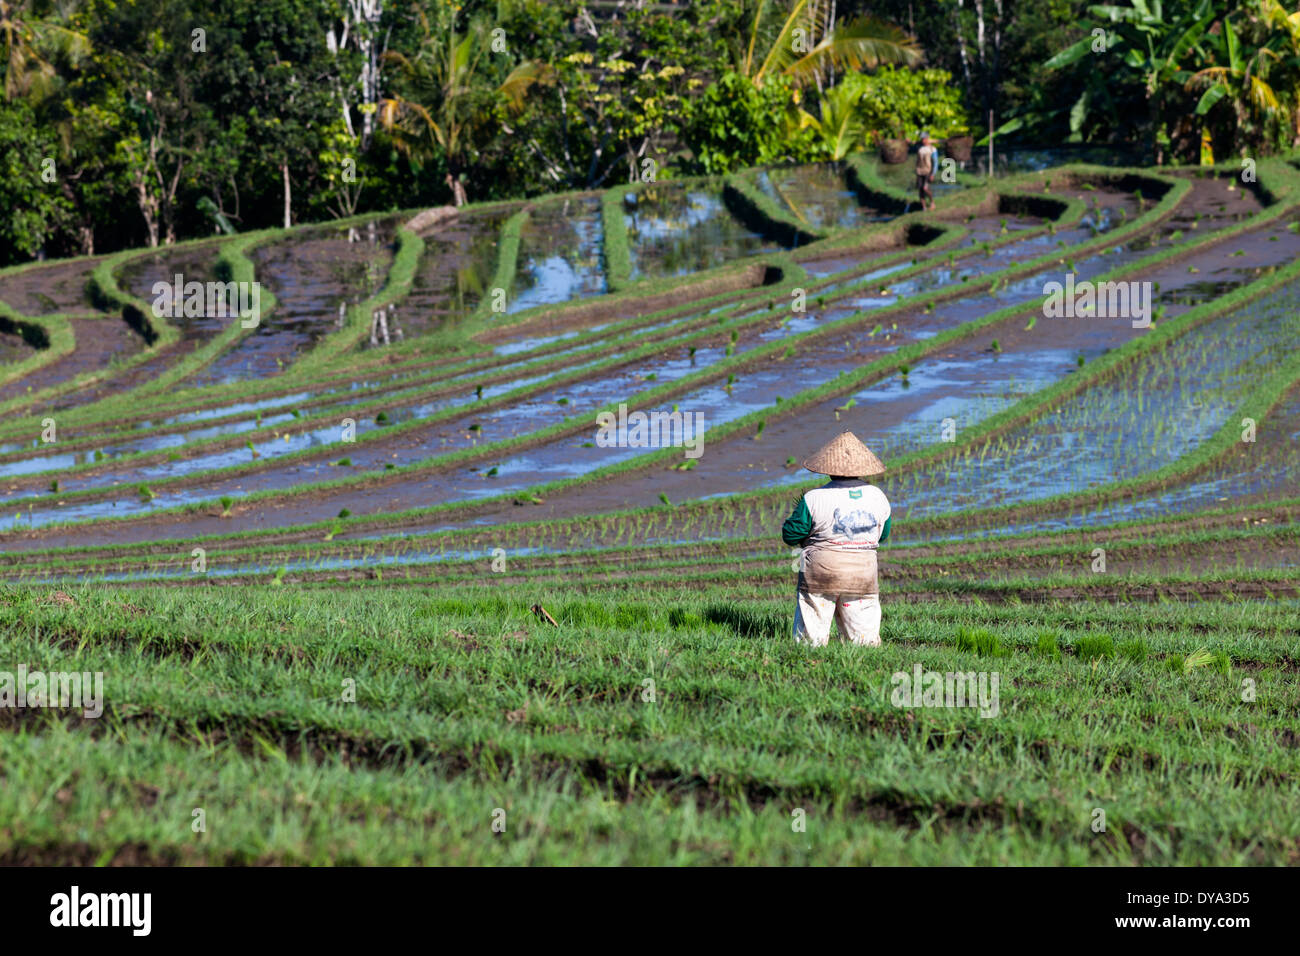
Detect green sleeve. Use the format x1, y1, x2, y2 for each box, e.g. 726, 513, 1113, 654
782, 497, 812, 546
879, 515, 891, 544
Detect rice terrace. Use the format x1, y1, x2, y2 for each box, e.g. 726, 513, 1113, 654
0, 0, 1299, 879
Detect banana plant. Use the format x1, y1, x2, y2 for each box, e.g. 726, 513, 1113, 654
1044, 0, 1216, 162
1186, 0, 1299, 156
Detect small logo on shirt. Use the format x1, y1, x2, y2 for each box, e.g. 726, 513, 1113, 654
848, 489, 862, 499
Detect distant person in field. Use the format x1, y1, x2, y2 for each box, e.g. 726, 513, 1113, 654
916, 132, 938, 212
781, 431, 891, 647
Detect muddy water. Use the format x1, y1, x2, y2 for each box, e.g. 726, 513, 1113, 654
0, 296, 753, 484
0, 176, 1286, 545
379, 206, 516, 341
5, 221, 397, 418
191, 218, 398, 385
508, 207, 1300, 518
509, 196, 605, 313
118, 245, 227, 343
626, 183, 787, 280
903, 386, 1300, 546
756, 163, 891, 231
0, 259, 99, 315
811, 184, 1142, 296
883, 278, 1300, 519
20, 187, 1070, 450
301, 201, 1299, 539
0, 316, 145, 405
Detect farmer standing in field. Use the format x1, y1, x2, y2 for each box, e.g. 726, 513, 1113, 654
916, 132, 939, 212
782, 431, 891, 647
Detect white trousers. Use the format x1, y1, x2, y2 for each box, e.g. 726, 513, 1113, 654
793, 591, 882, 647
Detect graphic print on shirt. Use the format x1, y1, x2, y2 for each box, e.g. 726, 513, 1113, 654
799, 481, 891, 551
831, 507, 880, 540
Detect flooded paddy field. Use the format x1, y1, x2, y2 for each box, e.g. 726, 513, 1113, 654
382, 206, 517, 339
3, 156, 1299, 614
0, 258, 101, 315
509, 196, 606, 313
199, 218, 398, 384
625, 182, 788, 279
757, 162, 892, 230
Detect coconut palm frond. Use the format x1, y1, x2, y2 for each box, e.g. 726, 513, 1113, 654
754, 0, 830, 85
499, 61, 553, 113
377, 96, 443, 154
784, 15, 923, 83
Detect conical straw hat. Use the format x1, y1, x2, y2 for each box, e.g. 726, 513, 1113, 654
801, 430, 885, 477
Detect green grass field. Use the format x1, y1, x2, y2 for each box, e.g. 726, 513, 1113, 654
2, 581, 1296, 865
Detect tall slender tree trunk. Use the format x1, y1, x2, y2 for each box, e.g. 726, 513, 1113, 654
135, 176, 160, 248
60, 181, 94, 255
952, 1, 974, 102
282, 163, 292, 227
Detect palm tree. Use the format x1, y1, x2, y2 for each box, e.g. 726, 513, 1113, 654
738, 0, 922, 89
377, 9, 546, 200
795, 80, 868, 159
1, 0, 88, 103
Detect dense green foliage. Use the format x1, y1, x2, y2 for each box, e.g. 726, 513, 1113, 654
2, 0, 1299, 266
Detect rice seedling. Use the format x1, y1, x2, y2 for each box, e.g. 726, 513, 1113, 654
1075, 633, 1115, 660
956, 626, 1007, 657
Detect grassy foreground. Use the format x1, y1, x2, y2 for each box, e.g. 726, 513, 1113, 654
0, 582, 1295, 865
